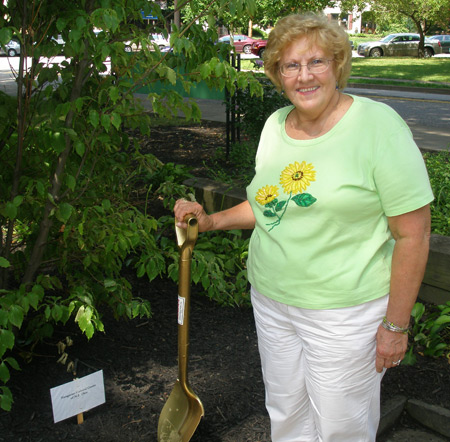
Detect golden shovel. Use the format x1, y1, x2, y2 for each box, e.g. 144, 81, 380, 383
157, 215, 204, 442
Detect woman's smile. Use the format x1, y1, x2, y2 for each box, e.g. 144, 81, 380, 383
279, 37, 338, 121
295, 86, 320, 94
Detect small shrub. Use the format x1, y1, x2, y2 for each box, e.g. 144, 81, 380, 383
204, 78, 289, 187
207, 141, 257, 186
423, 150, 450, 236
404, 301, 450, 365
164, 227, 251, 308
237, 78, 290, 142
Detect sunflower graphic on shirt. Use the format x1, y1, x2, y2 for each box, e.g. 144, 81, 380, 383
255, 161, 317, 231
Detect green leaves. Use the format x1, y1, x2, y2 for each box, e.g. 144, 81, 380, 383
91, 8, 121, 32
0, 386, 13, 411
405, 301, 450, 364
0, 28, 12, 46
1, 196, 23, 220
109, 86, 120, 104
166, 230, 251, 308
0, 329, 14, 359
110, 112, 122, 130
7, 305, 23, 329
56, 202, 73, 223
75, 305, 95, 339
262, 192, 317, 231
74, 140, 85, 157
0, 357, 20, 383
423, 151, 450, 237
0, 258, 10, 269
89, 110, 100, 128
292, 193, 317, 207
263, 209, 278, 217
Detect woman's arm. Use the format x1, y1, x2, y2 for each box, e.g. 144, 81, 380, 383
174, 199, 256, 232
375, 204, 431, 373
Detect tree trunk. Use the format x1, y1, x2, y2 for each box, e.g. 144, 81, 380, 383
0, 0, 27, 290
21, 56, 90, 286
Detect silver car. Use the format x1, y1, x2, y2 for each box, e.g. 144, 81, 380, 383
357, 33, 442, 58
0, 39, 20, 57
428, 35, 450, 54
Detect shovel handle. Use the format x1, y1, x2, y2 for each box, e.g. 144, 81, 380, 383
176, 214, 198, 387
175, 214, 198, 254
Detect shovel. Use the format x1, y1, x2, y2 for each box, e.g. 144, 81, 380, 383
157, 214, 204, 442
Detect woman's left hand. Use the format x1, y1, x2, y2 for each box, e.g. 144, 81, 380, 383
375, 325, 408, 372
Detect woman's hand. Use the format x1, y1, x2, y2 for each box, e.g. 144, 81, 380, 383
174, 199, 255, 233
173, 199, 214, 232
375, 325, 408, 372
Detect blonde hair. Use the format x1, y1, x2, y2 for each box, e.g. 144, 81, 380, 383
264, 13, 352, 91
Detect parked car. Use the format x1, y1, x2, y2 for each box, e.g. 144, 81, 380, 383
357, 33, 442, 58
428, 35, 450, 54
251, 39, 267, 57
149, 33, 170, 49
124, 33, 170, 52
252, 38, 354, 58
218, 34, 256, 54
0, 39, 20, 57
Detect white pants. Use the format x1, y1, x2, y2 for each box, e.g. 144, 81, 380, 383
251, 287, 388, 442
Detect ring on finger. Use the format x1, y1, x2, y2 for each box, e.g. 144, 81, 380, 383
392, 359, 402, 366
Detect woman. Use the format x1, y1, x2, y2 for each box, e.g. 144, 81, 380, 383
174, 13, 433, 442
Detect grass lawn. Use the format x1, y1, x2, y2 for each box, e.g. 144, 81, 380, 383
351, 58, 450, 84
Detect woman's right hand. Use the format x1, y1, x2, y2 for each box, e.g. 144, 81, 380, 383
173, 199, 213, 232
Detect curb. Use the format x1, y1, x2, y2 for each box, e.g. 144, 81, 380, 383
183, 177, 246, 213
406, 399, 450, 438
378, 395, 407, 436
347, 81, 450, 95
379, 395, 450, 439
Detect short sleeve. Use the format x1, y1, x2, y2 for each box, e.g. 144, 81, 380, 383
373, 125, 434, 217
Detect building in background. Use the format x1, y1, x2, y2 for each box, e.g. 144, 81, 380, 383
324, 3, 373, 34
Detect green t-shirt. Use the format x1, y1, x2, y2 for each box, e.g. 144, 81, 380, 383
246, 95, 434, 309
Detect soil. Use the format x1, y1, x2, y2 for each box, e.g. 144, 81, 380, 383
1, 119, 449, 442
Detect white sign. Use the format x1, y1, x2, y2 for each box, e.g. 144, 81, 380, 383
50, 370, 105, 423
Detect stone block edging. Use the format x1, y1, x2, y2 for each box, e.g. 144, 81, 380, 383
378, 395, 450, 438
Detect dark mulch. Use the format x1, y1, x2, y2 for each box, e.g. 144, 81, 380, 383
1, 119, 449, 442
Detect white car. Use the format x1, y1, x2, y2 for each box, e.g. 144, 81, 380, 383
149, 33, 170, 49
124, 33, 170, 52
0, 39, 20, 57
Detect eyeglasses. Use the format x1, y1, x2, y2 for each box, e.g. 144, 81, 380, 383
279, 58, 334, 77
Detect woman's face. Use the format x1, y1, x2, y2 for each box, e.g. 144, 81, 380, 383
279, 36, 338, 120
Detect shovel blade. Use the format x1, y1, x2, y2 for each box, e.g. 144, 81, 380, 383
157, 381, 204, 442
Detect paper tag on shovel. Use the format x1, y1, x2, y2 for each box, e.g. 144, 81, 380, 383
178, 295, 185, 325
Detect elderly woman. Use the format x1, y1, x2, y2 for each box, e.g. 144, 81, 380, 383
174, 13, 433, 442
